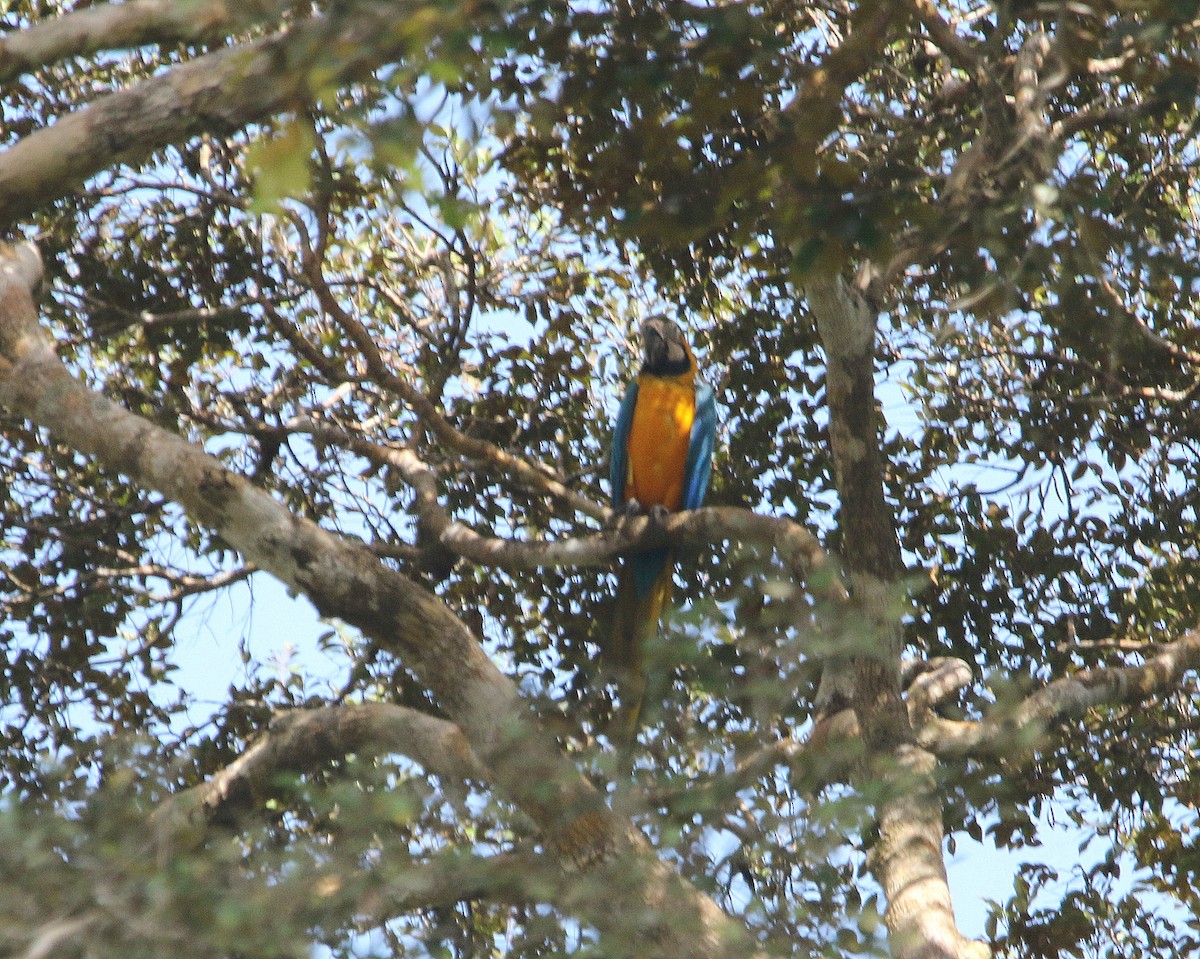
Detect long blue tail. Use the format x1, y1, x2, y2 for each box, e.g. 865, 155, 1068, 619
609, 548, 673, 743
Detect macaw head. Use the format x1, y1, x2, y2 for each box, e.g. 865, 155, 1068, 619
639, 316, 695, 377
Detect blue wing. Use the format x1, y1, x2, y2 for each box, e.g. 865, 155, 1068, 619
682, 381, 717, 511
609, 381, 639, 507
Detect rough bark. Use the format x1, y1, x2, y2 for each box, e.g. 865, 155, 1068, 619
807, 276, 904, 724
807, 276, 988, 959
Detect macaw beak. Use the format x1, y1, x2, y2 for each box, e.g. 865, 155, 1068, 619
639, 316, 690, 373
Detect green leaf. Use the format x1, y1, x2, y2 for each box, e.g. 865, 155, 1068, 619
246, 118, 315, 214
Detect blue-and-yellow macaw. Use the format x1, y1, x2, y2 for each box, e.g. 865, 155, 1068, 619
608, 316, 717, 736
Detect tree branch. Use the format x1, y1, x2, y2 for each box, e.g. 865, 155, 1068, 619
0, 241, 610, 855
0, 0, 291, 84
919, 625, 1200, 760
354, 847, 555, 920
913, 0, 982, 73
787, 0, 916, 167
806, 276, 903, 716
668, 628, 1199, 821
287, 419, 839, 588
667, 658, 974, 806
0, 7, 424, 228
153, 703, 487, 843
301, 258, 609, 522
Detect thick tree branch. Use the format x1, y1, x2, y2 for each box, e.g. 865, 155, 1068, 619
905, 657, 975, 718
807, 276, 904, 717
669, 629, 1199, 822
0, 32, 290, 226
699, 629, 1200, 795
0, 243, 757, 959
0, 0, 291, 84
0, 244, 593, 853
440, 504, 837, 585
0, 7, 428, 228
153, 703, 487, 842
913, 0, 982, 73
920, 626, 1200, 760
352, 847, 559, 922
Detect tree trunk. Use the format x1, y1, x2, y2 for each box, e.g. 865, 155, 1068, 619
807, 276, 989, 959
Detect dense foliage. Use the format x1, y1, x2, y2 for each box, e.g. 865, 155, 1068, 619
1, 0, 1199, 956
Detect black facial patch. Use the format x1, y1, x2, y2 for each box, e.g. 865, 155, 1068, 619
639, 317, 692, 376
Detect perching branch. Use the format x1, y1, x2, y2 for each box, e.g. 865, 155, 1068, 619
285, 418, 839, 588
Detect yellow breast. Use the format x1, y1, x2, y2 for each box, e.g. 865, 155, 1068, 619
625, 375, 696, 512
